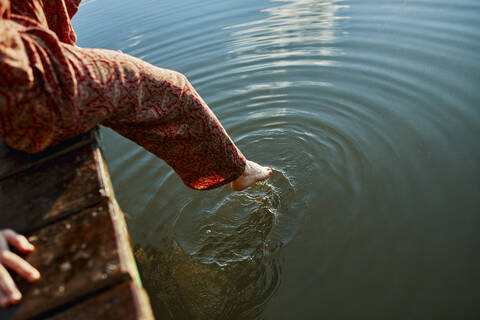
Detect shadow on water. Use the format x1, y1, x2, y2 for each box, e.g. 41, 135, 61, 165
134, 171, 294, 319
135, 240, 280, 320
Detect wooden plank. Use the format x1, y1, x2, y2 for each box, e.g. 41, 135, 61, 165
0, 130, 97, 181
94, 146, 144, 287
45, 282, 154, 320
0, 143, 108, 234
0, 129, 154, 319
0, 201, 133, 320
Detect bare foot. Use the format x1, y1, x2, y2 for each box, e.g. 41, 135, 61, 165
231, 160, 272, 191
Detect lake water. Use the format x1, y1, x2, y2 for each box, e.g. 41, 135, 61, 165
73, 0, 480, 319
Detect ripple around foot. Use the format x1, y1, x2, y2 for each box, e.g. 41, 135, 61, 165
173, 168, 296, 266
133, 169, 295, 319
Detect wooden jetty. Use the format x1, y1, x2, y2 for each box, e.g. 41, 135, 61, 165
0, 129, 154, 319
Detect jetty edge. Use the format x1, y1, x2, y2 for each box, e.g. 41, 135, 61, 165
0, 128, 154, 319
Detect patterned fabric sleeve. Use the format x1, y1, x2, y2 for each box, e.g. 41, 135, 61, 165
68, 46, 247, 190
0, 0, 57, 153
0, 0, 246, 190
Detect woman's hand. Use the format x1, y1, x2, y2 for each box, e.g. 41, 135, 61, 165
0, 229, 40, 307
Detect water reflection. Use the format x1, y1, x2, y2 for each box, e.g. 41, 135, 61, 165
75, 0, 480, 318
135, 204, 280, 319
226, 0, 349, 66
136, 241, 281, 319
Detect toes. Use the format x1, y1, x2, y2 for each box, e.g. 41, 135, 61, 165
257, 168, 271, 181
232, 162, 272, 191
262, 167, 272, 178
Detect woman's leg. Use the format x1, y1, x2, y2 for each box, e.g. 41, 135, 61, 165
63, 46, 252, 190
0, 19, 270, 190
63, 46, 272, 190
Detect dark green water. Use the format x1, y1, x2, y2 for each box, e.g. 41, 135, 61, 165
73, 0, 480, 319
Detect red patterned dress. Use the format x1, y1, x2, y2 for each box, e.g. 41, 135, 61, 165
0, 0, 246, 190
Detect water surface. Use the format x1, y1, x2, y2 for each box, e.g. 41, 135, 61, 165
73, 0, 480, 319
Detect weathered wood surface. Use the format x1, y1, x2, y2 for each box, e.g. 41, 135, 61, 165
0, 131, 97, 181
0, 129, 153, 319
0, 143, 108, 234
45, 282, 154, 320
0, 201, 131, 320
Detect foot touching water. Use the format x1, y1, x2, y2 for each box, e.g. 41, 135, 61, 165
231, 160, 272, 191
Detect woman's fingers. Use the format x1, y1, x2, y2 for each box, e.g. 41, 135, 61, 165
0, 251, 40, 282
0, 264, 22, 307
1, 230, 35, 253
0, 229, 40, 308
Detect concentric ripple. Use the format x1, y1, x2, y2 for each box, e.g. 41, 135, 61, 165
75, 0, 480, 319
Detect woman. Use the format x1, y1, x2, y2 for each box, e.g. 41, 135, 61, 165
0, 0, 271, 306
